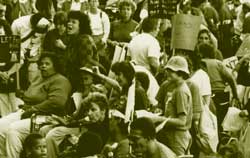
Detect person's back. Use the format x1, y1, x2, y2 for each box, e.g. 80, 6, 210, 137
156, 141, 177, 158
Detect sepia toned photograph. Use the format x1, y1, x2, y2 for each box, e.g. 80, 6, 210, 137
0, 0, 249, 157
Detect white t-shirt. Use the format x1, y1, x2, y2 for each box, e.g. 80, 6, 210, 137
190, 69, 211, 96
128, 33, 161, 71
70, 1, 81, 11
88, 9, 110, 40
11, 15, 47, 57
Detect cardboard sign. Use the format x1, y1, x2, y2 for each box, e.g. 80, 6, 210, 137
171, 14, 202, 51
148, 0, 178, 19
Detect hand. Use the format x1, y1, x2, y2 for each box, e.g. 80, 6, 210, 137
231, 98, 241, 108
92, 66, 101, 75
19, 104, 32, 111
239, 110, 249, 118
55, 39, 66, 50
21, 107, 37, 119
0, 71, 9, 82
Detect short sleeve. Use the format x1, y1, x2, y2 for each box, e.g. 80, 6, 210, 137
147, 37, 161, 59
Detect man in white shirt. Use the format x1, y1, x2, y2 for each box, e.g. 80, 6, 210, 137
127, 17, 161, 75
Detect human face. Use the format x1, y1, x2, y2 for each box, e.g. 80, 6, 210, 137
129, 129, 148, 158
116, 73, 128, 88
120, 5, 133, 21
55, 23, 66, 35
81, 73, 94, 87
39, 57, 56, 78
30, 139, 47, 158
67, 19, 80, 35
87, 102, 106, 123
0, 4, 6, 19
198, 32, 210, 44
89, 0, 99, 9
166, 69, 179, 82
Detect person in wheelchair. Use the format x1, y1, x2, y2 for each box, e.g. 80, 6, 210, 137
43, 92, 109, 158
0, 52, 72, 158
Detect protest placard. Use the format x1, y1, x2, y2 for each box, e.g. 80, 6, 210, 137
148, 0, 178, 19
171, 14, 202, 51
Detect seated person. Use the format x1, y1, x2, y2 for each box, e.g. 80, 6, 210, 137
43, 92, 109, 158
0, 52, 72, 158
102, 109, 129, 158
20, 133, 47, 158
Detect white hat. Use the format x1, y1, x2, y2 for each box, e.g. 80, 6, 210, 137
164, 56, 190, 74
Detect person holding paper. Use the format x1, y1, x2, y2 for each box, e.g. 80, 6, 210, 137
156, 56, 193, 156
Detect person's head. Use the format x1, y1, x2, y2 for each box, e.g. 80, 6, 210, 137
197, 42, 216, 59
53, 11, 67, 35
198, 29, 212, 44
88, 0, 99, 10
82, 92, 108, 123
67, 11, 92, 35
0, 18, 11, 35
76, 131, 103, 157
38, 52, 61, 78
129, 117, 156, 157
164, 56, 190, 82
141, 17, 161, 37
218, 137, 244, 158
243, 15, 250, 34
118, 0, 137, 21
80, 67, 95, 89
30, 13, 50, 34
0, 2, 6, 20
21, 134, 47, 158
111, 61, 135, 88
135, 72, 149, 91
243, 2, 250, 14
35, 0, 54, 19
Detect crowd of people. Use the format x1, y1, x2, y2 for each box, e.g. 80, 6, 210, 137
1, 0, 250, 157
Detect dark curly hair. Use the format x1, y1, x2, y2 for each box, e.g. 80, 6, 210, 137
38, 52, 63, 74
68, 11, 92, 35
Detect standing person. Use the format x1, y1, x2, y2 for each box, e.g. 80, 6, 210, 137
198, 29, 223, 61
127, 17, 161, 75
43, 11, 68, 57
87, 0, 110, 69
156, 56, 193, 156
11, 0, 53, 85
109, 0, 138, 44
62, 10, 93, 92
199, 42, 239, 136
129, 117, 177, 158
0, 18, 18, 117
211, 0, 235, 58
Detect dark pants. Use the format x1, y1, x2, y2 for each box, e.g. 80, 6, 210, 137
212, 91, 230, 139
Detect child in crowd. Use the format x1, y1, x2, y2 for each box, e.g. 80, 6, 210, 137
20, 133, 47, 158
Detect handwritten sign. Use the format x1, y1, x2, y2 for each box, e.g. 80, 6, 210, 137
223, 56, 238, 73
148, 0, 178, 19
171, 14, 202, 51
